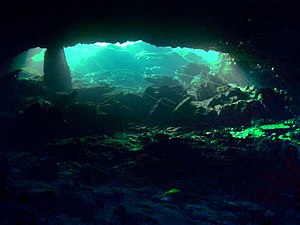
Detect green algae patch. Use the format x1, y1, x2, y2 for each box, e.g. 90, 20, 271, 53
228, 119, 300, 147
229, 119, 297, 140
230, 127, 266, 139
165, 188, 181, 195
260, 124, 290, 130
102, 133, 143, 151
278, 132, 292, 141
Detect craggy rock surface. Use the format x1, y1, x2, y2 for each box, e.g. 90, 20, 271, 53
0, 76, 299, 224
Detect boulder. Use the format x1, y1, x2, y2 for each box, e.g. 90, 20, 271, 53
16, 102, 65, 142
176, 63, 210, 85
242, 100, 267, 120
195, 83, 216, 101
259, 88, 289, 118
98, 100, 134, 123
207, 94, 229, 108
171, 97, 196, 125
224, 87, 250, 100
74, 85, 115, 104
217, 103, 244, 126
157, 85, 187, 102
117, 93, 149, 120
64, 103, 102, 135
150, 98, 176, 124
143, 85, 187, 109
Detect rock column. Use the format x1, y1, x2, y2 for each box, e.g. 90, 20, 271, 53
44, 46, 72, 91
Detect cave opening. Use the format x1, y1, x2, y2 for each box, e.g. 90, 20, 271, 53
12, 40, 251, 93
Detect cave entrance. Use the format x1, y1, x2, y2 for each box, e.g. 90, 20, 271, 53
12, 40, 251, 93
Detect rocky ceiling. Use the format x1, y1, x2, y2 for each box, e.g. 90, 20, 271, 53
1, 0, 299, 82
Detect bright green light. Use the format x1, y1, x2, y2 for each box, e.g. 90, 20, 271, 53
31, 49, 45, 62
260, 124, 290, 130
230, 127, 266, 139
165, 188, 181, 195
229, 120, 297, 141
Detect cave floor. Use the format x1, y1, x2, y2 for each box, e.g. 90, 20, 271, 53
0, 78, 299, 225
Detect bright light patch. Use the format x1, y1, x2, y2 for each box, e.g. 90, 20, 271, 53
25, 41, 228, 72
94, 42, 109, 47
199, 50, 220, 64
115, 41, 137, 48
173, 46, 220, 65
260, 124, 290, 130
190, 49, 220, 65
31, 49, 46, 62
230, 127, 266, 139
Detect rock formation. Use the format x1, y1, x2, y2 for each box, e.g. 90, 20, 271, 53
44, 46, 72, 91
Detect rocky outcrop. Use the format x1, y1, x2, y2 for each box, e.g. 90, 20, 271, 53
44, 47, 72, 92
176, 63, 210, 85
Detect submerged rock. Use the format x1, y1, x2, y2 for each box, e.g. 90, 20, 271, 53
0, 70, 21, 93
143, 85, 187, 110
16, 102, 65, 142
259, 88, 292, 118
144, 74, 180, 87
242, 100, 267, 119
64, 103, 105, 136
74, 85, 115, 104
171, 97, 197, 125
117, 93, 149, 121
150, 98, 176, 124
157, 85, 187, 102
195, 83, 216, 101
176, 63, 210, 85
98, 100, 134, 124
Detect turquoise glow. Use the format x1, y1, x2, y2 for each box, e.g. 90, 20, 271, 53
28, 41, 225, 72
20, 41, 234, 86
62, 41, 226, 73
31, 49, 46, 62
174, 47, 220, 65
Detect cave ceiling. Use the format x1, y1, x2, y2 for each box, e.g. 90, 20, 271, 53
1, 0, 299, 81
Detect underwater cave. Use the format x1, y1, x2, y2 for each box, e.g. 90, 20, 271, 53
0, 2, 299, 225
